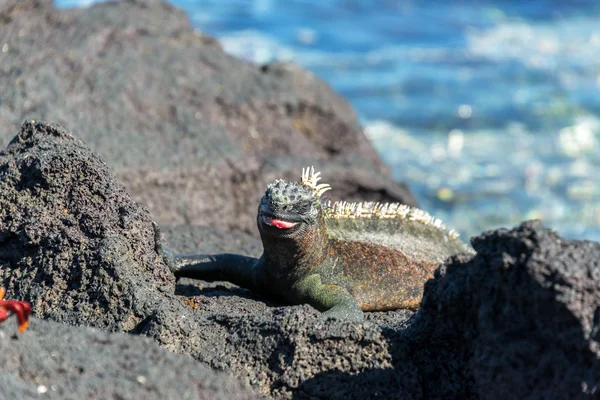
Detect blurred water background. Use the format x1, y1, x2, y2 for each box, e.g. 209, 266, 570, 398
57, 0, 600, 241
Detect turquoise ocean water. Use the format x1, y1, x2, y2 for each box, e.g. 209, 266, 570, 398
57, 0, 600, 241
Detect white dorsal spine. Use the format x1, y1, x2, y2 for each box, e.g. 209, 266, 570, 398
323, 200, 460, 240
300, 167, 460, 240
301, 166, 332, 197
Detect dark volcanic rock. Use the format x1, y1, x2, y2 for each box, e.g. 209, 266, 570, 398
0, 121, 177, 332
0, 317, 259, 400
414, 220, 600, 399
0, 0, 416, 234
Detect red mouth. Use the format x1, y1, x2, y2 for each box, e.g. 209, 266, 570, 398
261, 216, 297, 229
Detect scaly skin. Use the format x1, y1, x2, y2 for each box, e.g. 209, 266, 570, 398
156, 167, 474, 321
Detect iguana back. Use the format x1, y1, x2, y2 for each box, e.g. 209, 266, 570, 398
319, 201, 473, 310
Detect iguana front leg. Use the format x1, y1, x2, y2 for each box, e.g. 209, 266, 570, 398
153, 223, 265, 293
293, 274, 364, 322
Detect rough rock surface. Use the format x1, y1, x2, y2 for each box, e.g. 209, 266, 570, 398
0, 121, 177, 333
414, 220, 600, 399
0, 317, 259, 400
0, 0, 416, 234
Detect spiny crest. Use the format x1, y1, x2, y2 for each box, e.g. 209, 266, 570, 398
324, 200, 460, 240
266, 179, 286, 190
301, 166, 331, 197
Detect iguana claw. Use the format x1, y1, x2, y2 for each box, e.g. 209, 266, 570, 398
152, 221, 180, 273
0, 288, 32, 333
152, 221, 164, 255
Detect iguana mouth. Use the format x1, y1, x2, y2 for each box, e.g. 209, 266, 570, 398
261, 215, 298, 229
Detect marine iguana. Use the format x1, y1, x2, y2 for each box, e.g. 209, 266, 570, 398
156, 167, 474, 321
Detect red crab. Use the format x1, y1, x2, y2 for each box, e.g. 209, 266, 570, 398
0, 288, 32, 333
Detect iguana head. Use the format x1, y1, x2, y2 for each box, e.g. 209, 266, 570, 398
257, 167, 330, 239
